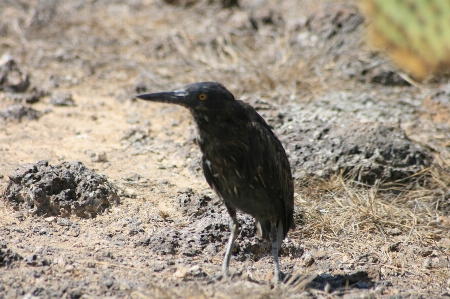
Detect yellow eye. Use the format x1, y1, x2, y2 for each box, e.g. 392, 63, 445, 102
199, 93, 207, 101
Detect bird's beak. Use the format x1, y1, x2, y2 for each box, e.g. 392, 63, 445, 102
135, 89, 187, 106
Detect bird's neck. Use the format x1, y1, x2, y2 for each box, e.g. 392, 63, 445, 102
193, 112, 232, 141
192, 111, 248, 164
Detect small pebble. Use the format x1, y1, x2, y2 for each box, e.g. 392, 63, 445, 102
387, 228, 402, 236
423, 257, 432, 269
387, 242, 401, 252
91, 151, 108, 162
152, 262, 165, 272
303, 253, 314, 267
314, 250, 328, 260
173, 267, 188, 278
45, 216, 56, 223
65, 264, 74, 272
57, 218, 72, 226
103, 279, 114, 288
50, 92, 75, 106
124, 188, 136, 198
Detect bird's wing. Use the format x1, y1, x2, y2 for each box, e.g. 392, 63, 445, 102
202, 157, 215, 189
245, 109, 295, 238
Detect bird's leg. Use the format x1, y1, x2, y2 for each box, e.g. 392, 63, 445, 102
269, 220, 281, 283
222, 208, 239, 277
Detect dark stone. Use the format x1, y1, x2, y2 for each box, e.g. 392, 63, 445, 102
178, 192, 216, 217
24, 254, 51, 267
0, 104, 42, 121
0, 56, 30, 93
57, 218, 73, 226
5, 161, 120, 218
388, 242, 402, 252
136, 231, 180, 255
138, 189, 277, 262
151, 262, 165, 272
4, 89, 45, 104
0, 247, 23, 268
68, 288, 83, 299
25, 254, 39, 266
281, 121, 429, 184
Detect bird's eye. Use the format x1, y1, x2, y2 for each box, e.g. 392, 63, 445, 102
199, 93, 207, 101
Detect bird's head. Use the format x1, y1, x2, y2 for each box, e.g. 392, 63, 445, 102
135, 82, 236, 117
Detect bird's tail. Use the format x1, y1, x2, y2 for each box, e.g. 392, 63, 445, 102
256, 220, 284, 250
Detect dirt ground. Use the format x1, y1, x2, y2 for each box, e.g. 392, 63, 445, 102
0, 0, 450, 298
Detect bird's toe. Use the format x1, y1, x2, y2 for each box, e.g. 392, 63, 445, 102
271, 271, 286, 284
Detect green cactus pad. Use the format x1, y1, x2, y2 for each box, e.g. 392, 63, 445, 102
364, 0, 450, 78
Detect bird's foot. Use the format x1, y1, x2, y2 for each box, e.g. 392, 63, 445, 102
221, 270, 230, 281
271, 274, 280, 284
217, 268, 243, 282
271, 271, 286, 284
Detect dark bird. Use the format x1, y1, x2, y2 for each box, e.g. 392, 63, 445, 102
136, 82, 294, 282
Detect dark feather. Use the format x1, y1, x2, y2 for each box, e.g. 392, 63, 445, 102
196, 99, 294, 244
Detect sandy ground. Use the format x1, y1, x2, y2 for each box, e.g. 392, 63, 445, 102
0, 0, 449, 298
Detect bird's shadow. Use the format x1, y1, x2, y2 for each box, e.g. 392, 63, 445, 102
205, 268, 379, 297
285, 269, 380, 294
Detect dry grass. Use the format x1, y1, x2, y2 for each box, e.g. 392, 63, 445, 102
0, 0, 362, 99
296, 159, 450, 241
290, 150, 450, 295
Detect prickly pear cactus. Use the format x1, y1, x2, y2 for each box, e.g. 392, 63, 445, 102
364, 0, 450, 78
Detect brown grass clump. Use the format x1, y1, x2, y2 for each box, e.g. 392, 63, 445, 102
290, 151, 450, 296
296, 158, 450, 241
